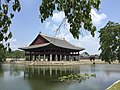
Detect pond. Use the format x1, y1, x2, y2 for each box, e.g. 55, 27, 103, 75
0, 64, 120, 90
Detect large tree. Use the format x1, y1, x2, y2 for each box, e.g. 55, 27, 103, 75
0, 0, 100, 50
0, 0, 21, 50
99, 21, 120, 63
0, 48, 6, 62
39, 0, 100, 39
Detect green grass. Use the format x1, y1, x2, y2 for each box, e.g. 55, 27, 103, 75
107, 81, 120, 90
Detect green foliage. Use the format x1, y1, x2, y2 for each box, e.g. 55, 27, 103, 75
58, 73, 96, 82
0, 48, 6, 62
0, 0, 21, 50
39, 0, 100, 39
6, 50, 25, 58
0, 49, 24, 62
0, 0, 100, 51
99, 21, 120, 63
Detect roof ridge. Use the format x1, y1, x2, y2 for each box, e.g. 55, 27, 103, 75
40, 33, 65, 41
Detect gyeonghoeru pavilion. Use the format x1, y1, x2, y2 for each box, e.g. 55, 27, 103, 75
19, 33, 85, 61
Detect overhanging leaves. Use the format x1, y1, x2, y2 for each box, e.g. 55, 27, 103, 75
39, 0, 101, 39
0, 0, 21, 51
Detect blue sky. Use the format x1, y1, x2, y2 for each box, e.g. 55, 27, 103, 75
9, 0, 120, 54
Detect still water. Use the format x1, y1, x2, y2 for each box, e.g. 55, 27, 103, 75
0, 64, 120, 90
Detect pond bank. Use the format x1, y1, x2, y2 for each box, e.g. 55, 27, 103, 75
106, 80, 120, 90
5, 59, 116, 66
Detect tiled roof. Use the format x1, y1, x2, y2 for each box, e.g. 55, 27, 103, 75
19, 34, 85, 51
19, 43, 50, 50
42, 34, 84, 50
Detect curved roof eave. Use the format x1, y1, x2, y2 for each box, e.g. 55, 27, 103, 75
19, 43, 50, 50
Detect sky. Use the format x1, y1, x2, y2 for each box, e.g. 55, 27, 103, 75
9, 0, 120, 55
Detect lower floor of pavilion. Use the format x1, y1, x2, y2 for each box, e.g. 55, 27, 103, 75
25, 52, 80, 61
24, 46, 82, 61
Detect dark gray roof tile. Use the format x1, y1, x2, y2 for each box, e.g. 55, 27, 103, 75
19, 34, 85, 51
41, 34, 85, 50
19, 43, 50, 50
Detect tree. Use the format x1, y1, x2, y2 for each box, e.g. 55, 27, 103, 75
84, 52, 90, 56
99, 21, 120, 63
0, 0, 21, 50
6, 50, 25, 58
0, 48, 6, 62
0, 0, 100, 50
40, 0, 100, 39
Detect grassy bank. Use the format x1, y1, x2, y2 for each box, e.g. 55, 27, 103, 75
107, 80, 120, 90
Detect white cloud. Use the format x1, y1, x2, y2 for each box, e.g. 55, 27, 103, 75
8, 38, 18, 50
8, 38, 24, 50
52, 9, 107, 25
91, 9, 107, 25
58, 32, 100, 54
45, 22, 50, 29
52, 11, 65, 23
8, 38, 16, 42
78, 34, 100, 54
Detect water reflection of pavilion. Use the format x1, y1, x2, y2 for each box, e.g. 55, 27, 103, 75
24, 66, 80, 79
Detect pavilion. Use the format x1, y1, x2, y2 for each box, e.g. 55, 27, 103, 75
19, 33, 85, 61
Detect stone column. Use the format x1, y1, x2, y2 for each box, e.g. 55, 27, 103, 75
71, 55, 73, 61
44, 54, 46, 61
32, 55, 35, 61
55, 54, 58, 61
69, 55, 70, 61
64, 55, 66, 61
30, 52, 32, 61
46, 55, 48, 61
60, 55, 62, 61
50, 54, 52, 61
78, 55, 80, 61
